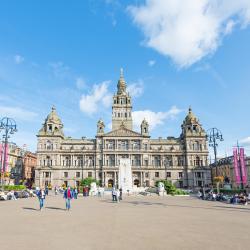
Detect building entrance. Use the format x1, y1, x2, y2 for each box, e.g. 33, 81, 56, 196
134, 179, 140, 187
108, 179, 114, 187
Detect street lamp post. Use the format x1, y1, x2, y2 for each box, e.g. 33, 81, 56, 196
0, 117, 18, 188
206, 128, 223, 184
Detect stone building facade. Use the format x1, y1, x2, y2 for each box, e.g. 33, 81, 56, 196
35, 71, 211, 189
23, 152, 37, 186
211, 156, 250, 188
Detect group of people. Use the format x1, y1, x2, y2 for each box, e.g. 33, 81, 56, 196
198, 188, 249, 205
230, 193, 248, 205
36, 186, 78, 211
36, 185, 124, 211
112, 187, 122, 202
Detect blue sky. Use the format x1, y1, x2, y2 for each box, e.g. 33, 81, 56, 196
0, 0, 250, 158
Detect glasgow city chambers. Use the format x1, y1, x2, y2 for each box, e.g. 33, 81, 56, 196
35, 70, 211, 189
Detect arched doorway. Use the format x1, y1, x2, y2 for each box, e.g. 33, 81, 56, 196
108, 179, 114, 188
134, 179, 140, 187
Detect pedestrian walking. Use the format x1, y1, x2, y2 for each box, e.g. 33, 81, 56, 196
74, 187, 78, 199
37, 188, 46, 211
116, 189, 120, 203
64, 187, 73, 211
112, 187, 116, 202
119, 188, 122, 201
45, 186, 49, 196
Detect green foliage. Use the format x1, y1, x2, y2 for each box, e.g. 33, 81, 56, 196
80, 177, 99, 187
3, 185, 26, 191
156, 180, 176, 194
174, 189, 188, 195
155, 180, 188, 195
216, 188, 245, 195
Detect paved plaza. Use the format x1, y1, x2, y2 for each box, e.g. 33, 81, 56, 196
1, 194, 250, 250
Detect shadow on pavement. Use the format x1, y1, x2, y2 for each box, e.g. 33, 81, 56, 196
104, 200, 250, 213
22, 207, 39, 211
46, 206, 66, 211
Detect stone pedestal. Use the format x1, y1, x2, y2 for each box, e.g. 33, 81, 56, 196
118, 158, 132, 193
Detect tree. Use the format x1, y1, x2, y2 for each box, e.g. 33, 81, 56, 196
156, 180, 176, 195
80, 177, 99, 187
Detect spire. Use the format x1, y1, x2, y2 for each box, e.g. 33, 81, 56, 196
117, 68, 126, 95
52, 105, 56, 112
188, 106, 192, 113
120, 68, 124, 78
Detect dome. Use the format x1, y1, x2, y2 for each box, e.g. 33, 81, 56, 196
45, 106, 62, 124
184, 107, 198, 124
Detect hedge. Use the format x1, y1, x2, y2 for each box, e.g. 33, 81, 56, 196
2, 185, 26, 191
216, 188, 245, 195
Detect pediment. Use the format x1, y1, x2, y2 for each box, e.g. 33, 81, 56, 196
104, 127, 142, 137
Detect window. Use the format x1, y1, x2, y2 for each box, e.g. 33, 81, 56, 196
155, 172, 159, 177
179, 172, 183, 178
64, 172, 68, 178
118, 140, 128, 150
195, 172, 203, 178
88, 172, 92, 177
144, 160, 148, 166
167, 172, 171, 178
45, 172, 50, 178
76, 172, 80, 178
153, 156, 161, 167
65, 156, 71, 167
108, 155, 115, 167
178, 156, 184, 166
194, 156, 201, 166
132, 155, 141, 167
145, 172, 149, 178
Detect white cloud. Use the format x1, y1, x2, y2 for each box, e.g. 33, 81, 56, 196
79, 81, 112, 115
14, 55, 24, 64
132, 106, 182, 131
148, 60, 156, 67
127, 80, 144, 97
224, 19, 235, 35
240, 137, 250, 146
76, 77, 86, 90
107, 122, 112, 130
0, 106, 38, 121
128, 0, 250, 68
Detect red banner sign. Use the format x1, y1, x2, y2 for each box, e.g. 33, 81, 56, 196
240, 148, 247, 185
233, 148, 241, 184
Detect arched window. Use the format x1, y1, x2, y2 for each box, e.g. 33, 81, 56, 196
46, 156, 51, 167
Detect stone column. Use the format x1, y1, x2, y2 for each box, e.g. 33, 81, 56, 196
114, 171, 117, 187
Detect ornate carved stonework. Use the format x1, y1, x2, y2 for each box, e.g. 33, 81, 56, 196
104, 127, 143, 137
